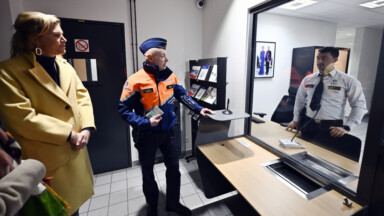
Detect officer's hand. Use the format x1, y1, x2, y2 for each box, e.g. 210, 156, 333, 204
200, 108, 215, 118
150, 114, 162, 127
286, 121, 299, 131
329, 126, 348, 137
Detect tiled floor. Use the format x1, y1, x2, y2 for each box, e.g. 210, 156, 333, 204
79, 159, 258, 216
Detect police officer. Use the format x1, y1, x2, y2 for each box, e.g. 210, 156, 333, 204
118, 38, 214, 216
286, 47, 367, 155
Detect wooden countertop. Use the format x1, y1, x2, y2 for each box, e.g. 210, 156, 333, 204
251, 117, 361, 190
197, 118, 362, 216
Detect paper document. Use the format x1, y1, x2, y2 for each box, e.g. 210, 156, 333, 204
279, 139, 305, 149
146, 106, 164, 118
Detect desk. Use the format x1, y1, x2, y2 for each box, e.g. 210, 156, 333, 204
251, 117, 360, 190
198, 118, 362, 215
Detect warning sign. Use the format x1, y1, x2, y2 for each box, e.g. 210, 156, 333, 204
75, 39, 89, 52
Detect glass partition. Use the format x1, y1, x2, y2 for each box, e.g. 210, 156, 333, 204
248, 0, 384, 196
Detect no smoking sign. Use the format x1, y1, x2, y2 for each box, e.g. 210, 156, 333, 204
74, 39, 89, 52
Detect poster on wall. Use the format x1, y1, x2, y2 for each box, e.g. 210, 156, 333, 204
254, 41, 276, 78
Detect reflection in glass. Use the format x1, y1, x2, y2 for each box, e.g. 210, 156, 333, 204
250, 1, 383, 193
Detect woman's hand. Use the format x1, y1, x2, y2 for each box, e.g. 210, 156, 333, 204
70, 130, 91, 150
0, 149, 14, 178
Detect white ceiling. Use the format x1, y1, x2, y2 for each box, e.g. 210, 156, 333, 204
268, 0, 384, 39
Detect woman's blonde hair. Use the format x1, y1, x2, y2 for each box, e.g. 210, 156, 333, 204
11, 11, 60, 57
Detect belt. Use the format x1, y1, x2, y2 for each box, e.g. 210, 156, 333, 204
313, 119, 343, 125
305, 116, 343, 125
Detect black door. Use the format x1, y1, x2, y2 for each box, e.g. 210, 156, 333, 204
60, 18, 131, 174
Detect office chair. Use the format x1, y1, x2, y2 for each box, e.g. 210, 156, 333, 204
270, 86, 297, 126
252, 112, 267, 123
251, 87, 298, 125
311, 133, 362, 162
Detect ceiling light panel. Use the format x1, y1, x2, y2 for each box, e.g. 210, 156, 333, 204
279, 0, 318, 10
360, 0, 384, 9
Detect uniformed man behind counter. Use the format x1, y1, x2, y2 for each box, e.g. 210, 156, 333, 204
118, 38, 214, 216
286, 47, 367, 156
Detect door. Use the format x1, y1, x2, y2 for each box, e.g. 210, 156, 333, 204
60, 18, 131, 174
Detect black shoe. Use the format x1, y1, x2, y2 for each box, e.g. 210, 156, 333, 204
166, 203, 191, 216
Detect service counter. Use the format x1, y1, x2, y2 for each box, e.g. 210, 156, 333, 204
195, 113, 362, 216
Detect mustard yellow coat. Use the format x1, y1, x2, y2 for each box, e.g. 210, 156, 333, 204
0, 52, 95, 215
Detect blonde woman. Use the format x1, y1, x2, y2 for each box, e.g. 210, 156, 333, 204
0, 12, 96, 216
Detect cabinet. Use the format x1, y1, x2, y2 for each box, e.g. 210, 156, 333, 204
185, 57, 228, 162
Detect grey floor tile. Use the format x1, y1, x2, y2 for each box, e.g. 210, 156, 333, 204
87, 207, 108, 216
128, 196, 147, 214
180, 183, 197, 197
108, 201, 128, 216
128, 176, 143, 188
111, 179, 128, 193
94, 174, 112, 186
158, 179, 167, 194
154, 162, 167, 172
183, 193, 204, 209
183, 163, 198, 173
181, 174, 191, 185
156, 170, 166, 181
110, 189, 128, 205
93, 184, 111, 197
127, 167, 142, 179
89, 194, 110, 211
191, 180, 204, 194
112, 169, 128, 182
127, 185, 145, 200
84, 159, 258, 216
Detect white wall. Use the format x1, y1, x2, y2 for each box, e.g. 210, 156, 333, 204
351, 27, 383, 111
3, 0, 203, 162
202, 0, 267, 136
253, 13, 337, 119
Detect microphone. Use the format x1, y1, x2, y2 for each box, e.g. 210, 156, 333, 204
280, 106, 321, 148
222, 98, 233, 115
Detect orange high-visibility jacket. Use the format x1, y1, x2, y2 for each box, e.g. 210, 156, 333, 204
119, 63, 202, 131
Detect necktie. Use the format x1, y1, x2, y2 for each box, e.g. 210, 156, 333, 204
309, 75, 323, 111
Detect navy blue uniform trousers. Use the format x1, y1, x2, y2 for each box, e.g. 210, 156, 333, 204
299, 115, 361, 161
133, 128, 181, 208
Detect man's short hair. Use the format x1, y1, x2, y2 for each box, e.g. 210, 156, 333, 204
319, 47, 339, 58
144, 48, 163, 59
